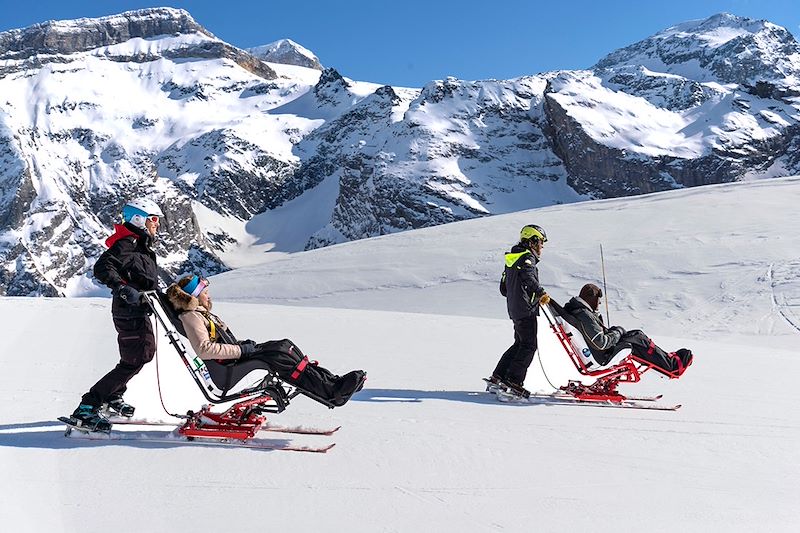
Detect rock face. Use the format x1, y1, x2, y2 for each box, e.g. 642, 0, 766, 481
298, 76, 576, 249
0, 8, 208, 59
0, 7, 276, 79
594, 13, 800, 95
0, 10, 799, 296
247, 39, 322, 70
540, 13, 800, 198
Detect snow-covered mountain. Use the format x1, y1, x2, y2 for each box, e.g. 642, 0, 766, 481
1, 8, 799, 296
247, 38, 322, 70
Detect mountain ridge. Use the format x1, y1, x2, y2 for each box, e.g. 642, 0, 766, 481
0, 9, 798, 295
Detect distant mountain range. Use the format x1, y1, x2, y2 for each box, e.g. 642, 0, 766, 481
0, 7, 798, 296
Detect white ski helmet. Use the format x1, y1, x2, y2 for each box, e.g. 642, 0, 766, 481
122, 198, 164, 229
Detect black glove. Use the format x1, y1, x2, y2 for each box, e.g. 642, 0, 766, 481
610, 326, 626, 337
239, 341, 256, 356
117, 285, 142, 305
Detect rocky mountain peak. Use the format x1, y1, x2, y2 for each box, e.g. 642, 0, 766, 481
315, 67, 349, 88
312, 67, 352, 101
373, 85, 401, 104
674, 12, 764, 35
417, 77, 466, 104
0, 7, 210, 61
594, 12, 800, 90
0, 7, 276, 80
247, 38, 322, 70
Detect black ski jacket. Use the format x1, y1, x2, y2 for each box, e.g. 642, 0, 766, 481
563, 296, 623, 362
499, 244, 545, 320
93, 222, 159, 318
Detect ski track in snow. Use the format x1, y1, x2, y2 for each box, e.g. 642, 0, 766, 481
768, 260, 800, 334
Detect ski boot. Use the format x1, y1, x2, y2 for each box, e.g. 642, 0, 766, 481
70, 404, 112, 432
500, 379, 530, 399
331, 370, 367, 407
104, 397, 135, 418
484, 375, 503, 394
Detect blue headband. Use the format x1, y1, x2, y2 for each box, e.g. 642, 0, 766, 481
183, 275, 208, 298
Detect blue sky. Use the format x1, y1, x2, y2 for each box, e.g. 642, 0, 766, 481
0, 0, 797, 87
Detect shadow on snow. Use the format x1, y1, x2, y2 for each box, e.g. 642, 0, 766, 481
352, 388, 549, 407
0, 422, 291, 451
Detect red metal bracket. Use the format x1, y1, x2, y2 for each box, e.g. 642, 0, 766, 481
177, 394, 275, 440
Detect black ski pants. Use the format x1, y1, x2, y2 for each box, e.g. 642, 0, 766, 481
244, 339, 363, 406
618, 330, 690, 373
82, 316, 156, 407
493, 315, 538, 385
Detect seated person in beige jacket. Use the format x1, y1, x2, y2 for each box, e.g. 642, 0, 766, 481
166, 275, 366, 407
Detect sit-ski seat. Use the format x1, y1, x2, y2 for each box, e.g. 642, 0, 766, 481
147, 291, 340, 409
552, 301, 688, 379
545, 301, 632, 372
541, 301, 655, 402
147, 291, 288, 406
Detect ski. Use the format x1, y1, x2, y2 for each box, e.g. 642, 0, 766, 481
262, 424, 341, 436
483, 379, 666, 404
495, 391, 681, 410
528, 392, 664, 403
58, 418, 335, 453
104, 417, 341, 436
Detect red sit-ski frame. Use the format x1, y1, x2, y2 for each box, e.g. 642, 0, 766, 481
144, 291, 293, 442
542, 303, 682, 403
178, 395, 274, 440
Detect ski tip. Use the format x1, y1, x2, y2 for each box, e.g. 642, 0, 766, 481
290, 442, 336, 453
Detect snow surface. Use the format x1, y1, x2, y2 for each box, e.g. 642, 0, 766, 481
1, 178, 799, 531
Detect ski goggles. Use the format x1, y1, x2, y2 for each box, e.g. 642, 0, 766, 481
183, 275, 209, 298
146, 215, 160, 223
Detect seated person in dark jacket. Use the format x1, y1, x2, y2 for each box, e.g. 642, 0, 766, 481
166, 274, 366, 407
562, 284, 692, 375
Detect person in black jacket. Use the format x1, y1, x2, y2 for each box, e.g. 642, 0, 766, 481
70, 198, 164, 431
562, 283, 693, 374
488, 224, 551, 396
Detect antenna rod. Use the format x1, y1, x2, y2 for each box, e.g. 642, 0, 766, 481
600, 243, 610, 325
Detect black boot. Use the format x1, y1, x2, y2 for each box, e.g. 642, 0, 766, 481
331, 370, 367, 406
71, 404, 112, 432
500, 379, 530, 399
105, 397, 135, 418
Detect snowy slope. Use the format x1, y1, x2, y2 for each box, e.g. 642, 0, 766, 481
213, 176, 800, 344
1, 177, 799, 531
